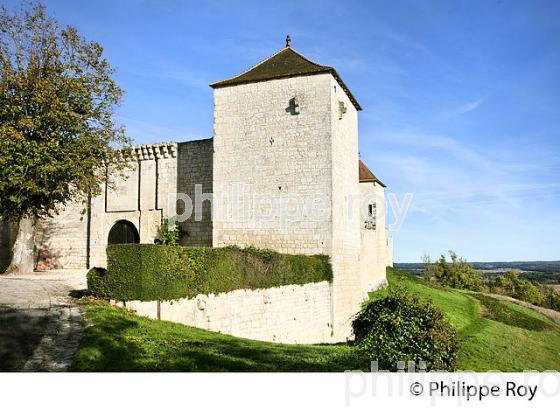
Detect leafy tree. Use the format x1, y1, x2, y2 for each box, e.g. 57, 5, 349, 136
423, 251, 483, 291
540, 286, 560, 312
0, 3, 130, 272
489, 270, 544, 305
514, 280, 543, 305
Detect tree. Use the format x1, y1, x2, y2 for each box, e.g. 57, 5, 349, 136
488, 270, 545, 306
423, 250, 483, 291
0, 2, 130, 272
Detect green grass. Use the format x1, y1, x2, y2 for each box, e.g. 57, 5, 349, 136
71, 268, 560, 372
70, 300, 362, 372
381, 268, 560, 371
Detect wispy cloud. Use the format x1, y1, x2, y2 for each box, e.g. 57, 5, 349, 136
451, 96, 487, 117
367, 130, 560, 221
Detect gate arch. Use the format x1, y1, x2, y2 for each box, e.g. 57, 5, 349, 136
107, 220, 139, 244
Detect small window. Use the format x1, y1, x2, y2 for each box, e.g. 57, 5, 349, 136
368, 203, 376, 217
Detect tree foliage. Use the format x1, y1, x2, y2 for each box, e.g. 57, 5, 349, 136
488, 270, 544, 306
0, 2, 130, 221
423, 250, 484, 291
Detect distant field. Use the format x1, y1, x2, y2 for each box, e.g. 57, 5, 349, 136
395, 261, 560, 284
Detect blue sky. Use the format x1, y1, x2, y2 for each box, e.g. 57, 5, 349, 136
13, 0, 560, 262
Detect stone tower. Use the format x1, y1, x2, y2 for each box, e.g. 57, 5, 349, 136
211, 39, 364, 340
0, 37, 392, 343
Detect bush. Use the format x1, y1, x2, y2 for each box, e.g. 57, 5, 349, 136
89, 244, 332, 301
423, 251, 483, 291
352, 290, 459, 371
158, 218, 183, 245
87, 267, 110, 298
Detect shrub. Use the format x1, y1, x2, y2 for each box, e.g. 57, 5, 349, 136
89, 244, 332, 301
423, 251, 483, 291
352, 290, 459, 371
158, 218, 183, 245
87, 267, 110, 298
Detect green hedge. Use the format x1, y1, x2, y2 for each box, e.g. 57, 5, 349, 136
88, 244, 332, 301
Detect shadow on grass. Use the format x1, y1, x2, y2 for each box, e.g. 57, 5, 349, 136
70, 302, 364, 372
471, 294, 553, 331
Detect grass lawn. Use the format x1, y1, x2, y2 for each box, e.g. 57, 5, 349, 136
71, 268, 560, 372
384, 268, 560, 371
70, 300, 363, 371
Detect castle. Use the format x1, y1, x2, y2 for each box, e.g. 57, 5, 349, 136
3, 38, 393, 342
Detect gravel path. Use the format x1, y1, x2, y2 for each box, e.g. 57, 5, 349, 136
0, 270, 87, 371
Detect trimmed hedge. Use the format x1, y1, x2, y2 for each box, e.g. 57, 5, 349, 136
88, 244, 332, 301
86, 267, 111, 299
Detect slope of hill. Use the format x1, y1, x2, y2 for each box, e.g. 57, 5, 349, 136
70, 269, 560, 372
383, 268, 560, 371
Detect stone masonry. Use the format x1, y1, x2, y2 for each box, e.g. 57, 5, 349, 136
0, 41, 393, 344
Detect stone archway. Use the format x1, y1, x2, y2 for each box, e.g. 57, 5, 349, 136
107, 220, 139, 245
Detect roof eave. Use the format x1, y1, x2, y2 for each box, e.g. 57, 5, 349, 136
329, 70, 362, 111
359, 178, 387, 188
210, 69, 362, 111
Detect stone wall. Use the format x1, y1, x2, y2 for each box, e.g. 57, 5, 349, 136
359, 181, 390, 298
212, 73, 374, 341
177, 139, 213, 246
34, 143, 182, 269
328, 76, 363, 339
114, 281, 334, 344
34, 199, 89, 269
212, 74, 334, 255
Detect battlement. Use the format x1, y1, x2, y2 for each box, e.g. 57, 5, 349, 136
133, 142, 177, 161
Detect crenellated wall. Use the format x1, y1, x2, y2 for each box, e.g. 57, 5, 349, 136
34, 141, 213, 269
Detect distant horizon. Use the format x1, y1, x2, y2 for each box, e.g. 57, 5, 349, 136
395, 259, 560, 264
15, 0, 559, 262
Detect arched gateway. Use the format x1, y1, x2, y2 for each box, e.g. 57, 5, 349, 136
107, 220, 139, 245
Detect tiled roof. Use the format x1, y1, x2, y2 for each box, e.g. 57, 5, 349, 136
359, 160, 386, 187
210, 47, 361, 110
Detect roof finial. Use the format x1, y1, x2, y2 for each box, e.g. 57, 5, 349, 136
285, 34, 291, 48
